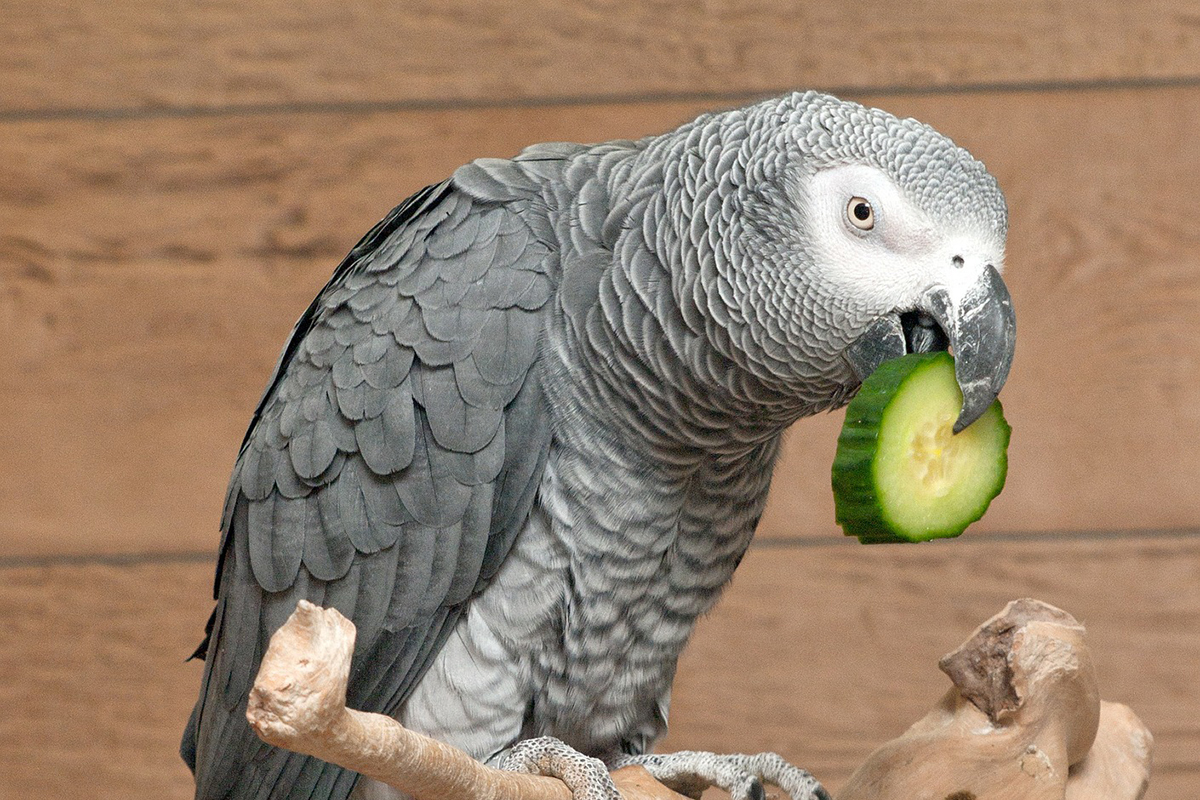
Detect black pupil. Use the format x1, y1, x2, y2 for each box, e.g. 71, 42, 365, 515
853, 202, 871, 221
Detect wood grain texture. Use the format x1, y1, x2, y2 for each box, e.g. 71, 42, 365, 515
4, 1, 1200, 115
0, 561, 211, 800
0, 537, 1196, 799
4, 87, 1200, 557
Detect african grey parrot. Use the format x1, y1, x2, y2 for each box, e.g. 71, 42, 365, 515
182, 90, 1015, 800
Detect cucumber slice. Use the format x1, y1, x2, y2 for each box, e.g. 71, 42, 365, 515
832, 351, 1010, 543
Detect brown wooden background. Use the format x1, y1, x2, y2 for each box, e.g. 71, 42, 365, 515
2, 2, 1198, 797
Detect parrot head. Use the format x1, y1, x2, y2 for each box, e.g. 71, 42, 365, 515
708, 92, 1015, 430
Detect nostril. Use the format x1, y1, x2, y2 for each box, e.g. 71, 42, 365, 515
952, 255, 965, 268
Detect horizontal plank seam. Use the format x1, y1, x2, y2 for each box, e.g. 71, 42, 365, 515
0, 549, 218, 570
2, 527, 1196, 570
1151, 760, 1200, 775
750, 526, 1200, 549
3, 74, 1200, 125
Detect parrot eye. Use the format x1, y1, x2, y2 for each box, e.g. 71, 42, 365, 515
847, 197, 875, 231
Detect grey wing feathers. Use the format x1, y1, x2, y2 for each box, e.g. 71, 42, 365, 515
184, 177, 554, 800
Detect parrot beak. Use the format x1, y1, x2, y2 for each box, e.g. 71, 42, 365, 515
923, 265, 1016, 431
844, 264, 1016, 433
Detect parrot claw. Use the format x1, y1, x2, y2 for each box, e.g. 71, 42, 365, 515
611, 750, 830, 800
500, 737, 622, 800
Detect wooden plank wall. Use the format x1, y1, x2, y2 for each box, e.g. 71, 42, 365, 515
2, 2, 1198, 797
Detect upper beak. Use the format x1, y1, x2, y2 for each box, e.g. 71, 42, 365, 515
844, 264, 1016, 433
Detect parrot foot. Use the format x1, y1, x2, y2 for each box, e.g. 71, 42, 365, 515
500, 736, 622, 800
611, 751, 830, 800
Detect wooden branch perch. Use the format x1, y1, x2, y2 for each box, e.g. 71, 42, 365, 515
245, 600, 686, 800
247, 598, 1151, 800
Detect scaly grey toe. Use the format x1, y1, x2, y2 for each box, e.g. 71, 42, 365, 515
501, 737, 622, 800
612, 751, 830, 800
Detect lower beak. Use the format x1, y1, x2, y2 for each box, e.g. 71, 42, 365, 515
844, 265, 1016, 432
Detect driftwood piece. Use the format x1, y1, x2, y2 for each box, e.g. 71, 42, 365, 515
245, 600, 687, 800
247, 598, 1151, 800
1065, 701, 1153, 800
838, 598, 1152, 800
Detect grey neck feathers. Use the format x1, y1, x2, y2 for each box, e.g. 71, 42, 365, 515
545, 116, 837, 460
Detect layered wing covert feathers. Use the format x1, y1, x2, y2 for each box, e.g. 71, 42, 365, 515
183, 177, 555, 800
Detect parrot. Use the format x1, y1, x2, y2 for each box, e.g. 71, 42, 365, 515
182, 89, 1015, 800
